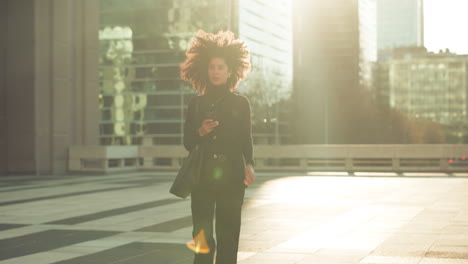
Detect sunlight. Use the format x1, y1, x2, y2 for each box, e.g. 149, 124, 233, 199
401, 172, 449, 177
307, 171, 350, 176
250, 177, 337, 204
273, 205, 383, 251
246, 176, 374, 206
354, 172, 398, 177
424, 0, 468, 54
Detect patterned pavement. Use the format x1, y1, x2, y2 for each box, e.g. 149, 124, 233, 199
0, 172, 468, 263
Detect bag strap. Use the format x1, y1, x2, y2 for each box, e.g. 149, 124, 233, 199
195, 96, 200, 117
194, 96, 205, 150
193, 96, 201, 128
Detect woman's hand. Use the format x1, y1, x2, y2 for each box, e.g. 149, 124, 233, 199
198, 119, 219, 136
244, 164, 255, 186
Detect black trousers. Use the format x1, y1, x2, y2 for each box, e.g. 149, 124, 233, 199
191, 156, 245, 264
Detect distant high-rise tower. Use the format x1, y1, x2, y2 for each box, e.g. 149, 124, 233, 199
377, 0, 424, 51
292, 0, 377, 144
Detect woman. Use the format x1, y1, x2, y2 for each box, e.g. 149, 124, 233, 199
180, 30, 255, 264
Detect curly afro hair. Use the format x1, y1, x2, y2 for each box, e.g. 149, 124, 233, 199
180, 30, 251, 94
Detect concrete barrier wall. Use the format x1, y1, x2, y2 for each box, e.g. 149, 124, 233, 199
69, 144, 468, 173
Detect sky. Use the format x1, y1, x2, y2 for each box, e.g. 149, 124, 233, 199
424, 0, 468, 54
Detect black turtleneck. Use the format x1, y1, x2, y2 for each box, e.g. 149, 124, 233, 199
204, 83, 231, 102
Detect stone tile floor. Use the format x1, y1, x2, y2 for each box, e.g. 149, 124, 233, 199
0, 172, 468, 263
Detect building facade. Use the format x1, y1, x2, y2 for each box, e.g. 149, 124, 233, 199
377, 0, 424, 51
376, 47, 468, 143
389, 57, 468, 123
98, 0, 293, 146
99, 0, 232, 146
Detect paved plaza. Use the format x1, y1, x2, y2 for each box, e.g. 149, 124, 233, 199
0, 172, 468, 263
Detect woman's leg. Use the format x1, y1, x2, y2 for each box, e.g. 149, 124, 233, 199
191, 186, 216, 264
214, 186, 245, 264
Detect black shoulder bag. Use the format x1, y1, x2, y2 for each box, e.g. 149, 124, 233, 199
169, 97, 204, 198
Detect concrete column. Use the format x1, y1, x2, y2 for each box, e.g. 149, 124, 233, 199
0, 1, 8, 175
3, 0, 99, 175
6, 0, 36, 173
0, 1, 7, 175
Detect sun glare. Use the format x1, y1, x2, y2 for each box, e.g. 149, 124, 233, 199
424, 0, 468, 54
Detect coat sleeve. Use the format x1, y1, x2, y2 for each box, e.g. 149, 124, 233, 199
240, 96, 255, 167
183, 96, 208, 151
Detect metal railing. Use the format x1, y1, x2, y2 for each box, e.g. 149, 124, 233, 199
69, 144, 468, 174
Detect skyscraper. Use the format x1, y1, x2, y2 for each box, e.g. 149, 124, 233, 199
293, 0, 377, 144
377, 0, 424, 51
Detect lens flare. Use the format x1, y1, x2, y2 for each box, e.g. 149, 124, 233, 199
213, 166, 223, 180
186, 229, 210, 254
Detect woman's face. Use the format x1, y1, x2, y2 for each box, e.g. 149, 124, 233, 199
208, 57, 231, 86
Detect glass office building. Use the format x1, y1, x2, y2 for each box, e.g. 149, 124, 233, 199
376, 47, 468, 143
377, 0, 424, 51
237, 0, 293, 144
389, 56, 468, 124
98, 0, 292, 146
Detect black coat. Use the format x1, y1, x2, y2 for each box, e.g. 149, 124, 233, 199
183, 89, 254, 187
